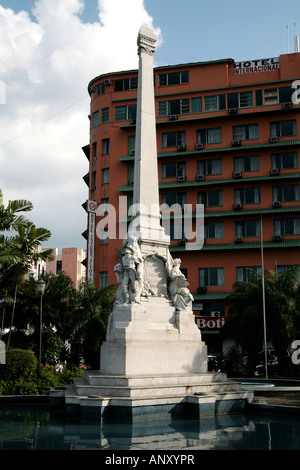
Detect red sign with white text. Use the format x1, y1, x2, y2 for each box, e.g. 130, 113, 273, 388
195, 316, 229, 330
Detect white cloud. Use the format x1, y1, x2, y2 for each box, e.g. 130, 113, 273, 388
0, 0, 161, 249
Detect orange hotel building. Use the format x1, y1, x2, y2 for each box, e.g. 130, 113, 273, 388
82, 51, 300, 353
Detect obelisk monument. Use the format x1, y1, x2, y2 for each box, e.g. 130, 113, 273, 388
129, 23, 169, 249
99, 24, 207, 376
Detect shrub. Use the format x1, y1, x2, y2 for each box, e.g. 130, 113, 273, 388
207, 346, 247, 377
0, 377, 40, 395
224, 345, 247, 377
0, 348, 85, 396
0, 349, 37, 381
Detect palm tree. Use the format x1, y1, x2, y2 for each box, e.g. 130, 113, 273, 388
223, 267, 300, 375
0, 189, 33, 264
0, 189, 35, 338
5, 222, 53, 348
71, 281, 117, 368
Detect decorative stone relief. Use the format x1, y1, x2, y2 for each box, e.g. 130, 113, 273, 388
114, 236, 194, 312
143, 254, 168, 298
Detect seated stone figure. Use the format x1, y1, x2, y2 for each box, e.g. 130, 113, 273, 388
168, 258, 194, 310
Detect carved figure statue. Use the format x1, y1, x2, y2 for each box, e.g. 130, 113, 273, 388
114, 236, 143, 304
168, 258, 194, 310
122, 247, 140, 295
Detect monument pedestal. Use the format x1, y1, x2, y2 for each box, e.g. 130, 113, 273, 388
100, 297, 207, 376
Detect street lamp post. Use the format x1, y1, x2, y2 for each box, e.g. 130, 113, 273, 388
260, 216, 268, 380
37, 278, 45, 375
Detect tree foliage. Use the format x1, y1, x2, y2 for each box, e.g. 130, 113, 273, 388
0, 189, 33, 264
70, 281, 118, 368
223, 268, 300, 375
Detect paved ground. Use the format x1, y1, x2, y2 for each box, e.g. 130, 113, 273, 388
254, 396, 300, 406
237, 379, 300, 408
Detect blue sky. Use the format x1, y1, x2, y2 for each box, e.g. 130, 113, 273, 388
2, 0, 300, 64
0, 0, 299, 251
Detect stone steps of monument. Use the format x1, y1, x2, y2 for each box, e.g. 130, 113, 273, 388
84, 371, 228, 387
73, 377, 241, 398
64, 385, 251, 410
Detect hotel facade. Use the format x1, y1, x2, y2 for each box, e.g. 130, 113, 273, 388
82, 52, 300, 353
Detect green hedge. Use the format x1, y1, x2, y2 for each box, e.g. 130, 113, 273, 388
0, 349, 37, 380
0, 349, 84, 395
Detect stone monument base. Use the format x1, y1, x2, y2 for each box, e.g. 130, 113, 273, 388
50, 297, 254, 421
100, 297, 207, 376
51, 370, 253, 422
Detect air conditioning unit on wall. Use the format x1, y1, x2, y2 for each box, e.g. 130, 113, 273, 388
211, 311, 221, 317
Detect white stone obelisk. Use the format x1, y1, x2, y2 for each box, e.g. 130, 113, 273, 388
129, 23, 169, 248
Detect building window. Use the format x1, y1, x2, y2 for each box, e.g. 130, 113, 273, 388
101, 228, 109, 244
197, 128, 222, 144
273, 184, 300, 202
102, 139, 110, 154
100, 272, 108, 289
236, 266, 262, 282
274, 218, 300, 235
191, 97, 202, 113
102, 198, 109, 213
96, 83, 105, 95
198, 190, 223, 207
199, 267, 225, 286
92, 142, 97, 160
158, 98, 190, 116
56, 260, 62, 275
276, 265, 300, 276
235, 220, 261, 237
233, 124, 258, 141
101, 108, 109, 123
158, 71, 189, 86
234, 187, 260, 204
204, 94, 226, 112
128, 163, 134, 183
115, 104, 137, 121
162, 192, 186, 208
264, 88, 278, 104
91, 171, 96, 189
162, 131, 185, 148
115, 77, 138, 91
233, 155, 259, 172
92, 111, 99, 128
128, 135, 135, 154
271, 151, 298, 170
126, 193, 133, 217
164, 220, 185, 241
162, 162, 186, 178
228, 91, 253, 108
204, 222, 224, 239
197, 159, 222, 175
256, 86, 293, 106
270, 120, 297, 137
102, 168, 109, 184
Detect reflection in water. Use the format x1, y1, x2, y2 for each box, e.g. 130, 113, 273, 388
0, 406, 300, 450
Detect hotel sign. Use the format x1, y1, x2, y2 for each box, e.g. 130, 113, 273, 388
234, 57, 280, 75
